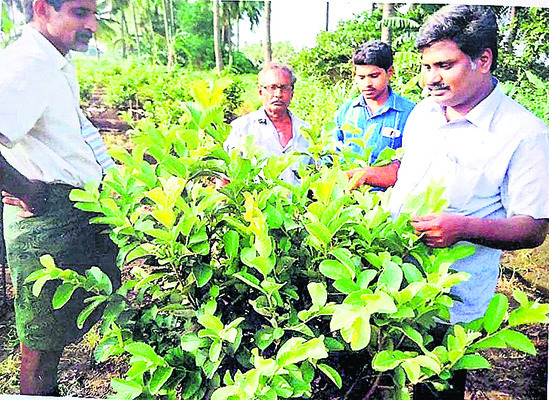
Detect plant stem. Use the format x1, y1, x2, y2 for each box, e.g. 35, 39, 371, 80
362, 372, 382, 400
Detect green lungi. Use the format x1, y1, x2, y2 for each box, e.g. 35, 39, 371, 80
4, 184, 120, 351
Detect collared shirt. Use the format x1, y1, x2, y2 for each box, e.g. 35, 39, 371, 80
0, 25, 103, 187
224, 108, 310, 186
334, 88, 415, 164
389, 82, 549, 323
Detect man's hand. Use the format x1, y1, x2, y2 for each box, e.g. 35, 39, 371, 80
346, 162, 400, 190
411, 213, 466, 248
347, 167, 369, 189
1, 180, 47, 218
2, 192, 35, 218
411, 213, 549, 250
215, 177, 229, 189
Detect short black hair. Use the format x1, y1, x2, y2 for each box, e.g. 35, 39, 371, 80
24, 0, 68, 22
416, 5, 498, 71
353, 41, 393, 71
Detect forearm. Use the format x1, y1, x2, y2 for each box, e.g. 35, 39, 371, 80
355, 161, 400, 188
0, 152, 34, 196
457, 215, 548, 250
0, 151, 47, 215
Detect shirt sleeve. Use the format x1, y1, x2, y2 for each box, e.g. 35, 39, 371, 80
0, 60, 49, 146
502, 129, 549, 220
224, 118, 250, 155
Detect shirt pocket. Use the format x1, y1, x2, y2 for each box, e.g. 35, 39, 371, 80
441, 151, 499, 212
367, 131, 401, 164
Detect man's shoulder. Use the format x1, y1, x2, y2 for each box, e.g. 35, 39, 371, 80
497, 91, 547, 131
1, 30, 52, 70
335, 95, 362, 120
338, 95, 362, 110
406, 96, 437, 117
391, 91, 416, 112
230, 109, 265, 128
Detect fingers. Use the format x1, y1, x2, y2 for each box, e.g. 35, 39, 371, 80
2, 191, 36, 218
346, 168, 364, 178
17, 210, 35, 218
423, 237, 446, 248
215, 178, 229, 189
347, 168, 368, 189
2, 195, 25, 207
411, 213, 437, 223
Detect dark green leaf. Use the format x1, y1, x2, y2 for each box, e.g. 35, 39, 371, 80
318, 363, 342, 388
193, 264, 213, 287
149, 366, 174, 394
483, 293, 508, 334
222, 230, 239, 259
452, 354, 490, 370
52, 283, 77, 309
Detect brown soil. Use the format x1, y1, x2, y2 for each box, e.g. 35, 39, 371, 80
85, 88, 131, 134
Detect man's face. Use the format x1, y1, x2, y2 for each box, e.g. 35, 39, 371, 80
258, 69, 293, 115
42, 0, 98, 55
421, 39, 491, 113
354, 64, 393, 102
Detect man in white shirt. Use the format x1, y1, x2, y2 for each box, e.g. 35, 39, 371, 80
355, 5, 549, 399
0, 0, 119, 395
224, 63, 310, 186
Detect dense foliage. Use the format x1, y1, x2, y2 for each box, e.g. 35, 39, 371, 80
26, 75, 549, 399
2, 3, 549, 399
76, 58, 245, 125
291, 9, 383, 84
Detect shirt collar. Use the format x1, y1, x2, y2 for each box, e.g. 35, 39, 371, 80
23, 25, 71, 71
424, 78, 502, 132
352, 87, 402, 112
259, 107, 297, 124
463, 78, 502, 132
259, 107, 303, 146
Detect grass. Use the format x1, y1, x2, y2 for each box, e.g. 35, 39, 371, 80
500, 236, 549, 297
0, 353, 18, 394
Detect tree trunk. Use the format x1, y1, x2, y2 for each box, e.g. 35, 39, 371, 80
381, 2, 394, 45
131, 1, 141, 58
120, 9, 127, 58
213, 0, 224, 74
264, 0, 271, 63
325, 1, 329, 31
162, 0, 175, 69
505, 6, 519, 53
236, 1, 240, 50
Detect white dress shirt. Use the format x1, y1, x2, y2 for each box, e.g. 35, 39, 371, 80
389, 82, 549, 323
225, 108, 310, 186
0, 26, 103, 187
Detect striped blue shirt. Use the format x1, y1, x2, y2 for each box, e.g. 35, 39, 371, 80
334, 88, 415, 164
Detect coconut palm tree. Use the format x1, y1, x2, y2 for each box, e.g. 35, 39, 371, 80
264, 0, 271, 63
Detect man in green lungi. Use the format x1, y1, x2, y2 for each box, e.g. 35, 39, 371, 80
0, 0, 120, 395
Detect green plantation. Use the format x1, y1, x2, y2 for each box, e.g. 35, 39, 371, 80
24, 70, 549, 399
2, 3, 549, 399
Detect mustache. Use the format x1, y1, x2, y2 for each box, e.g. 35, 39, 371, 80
75, 30, 93, 42
427, 83, 450, 91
